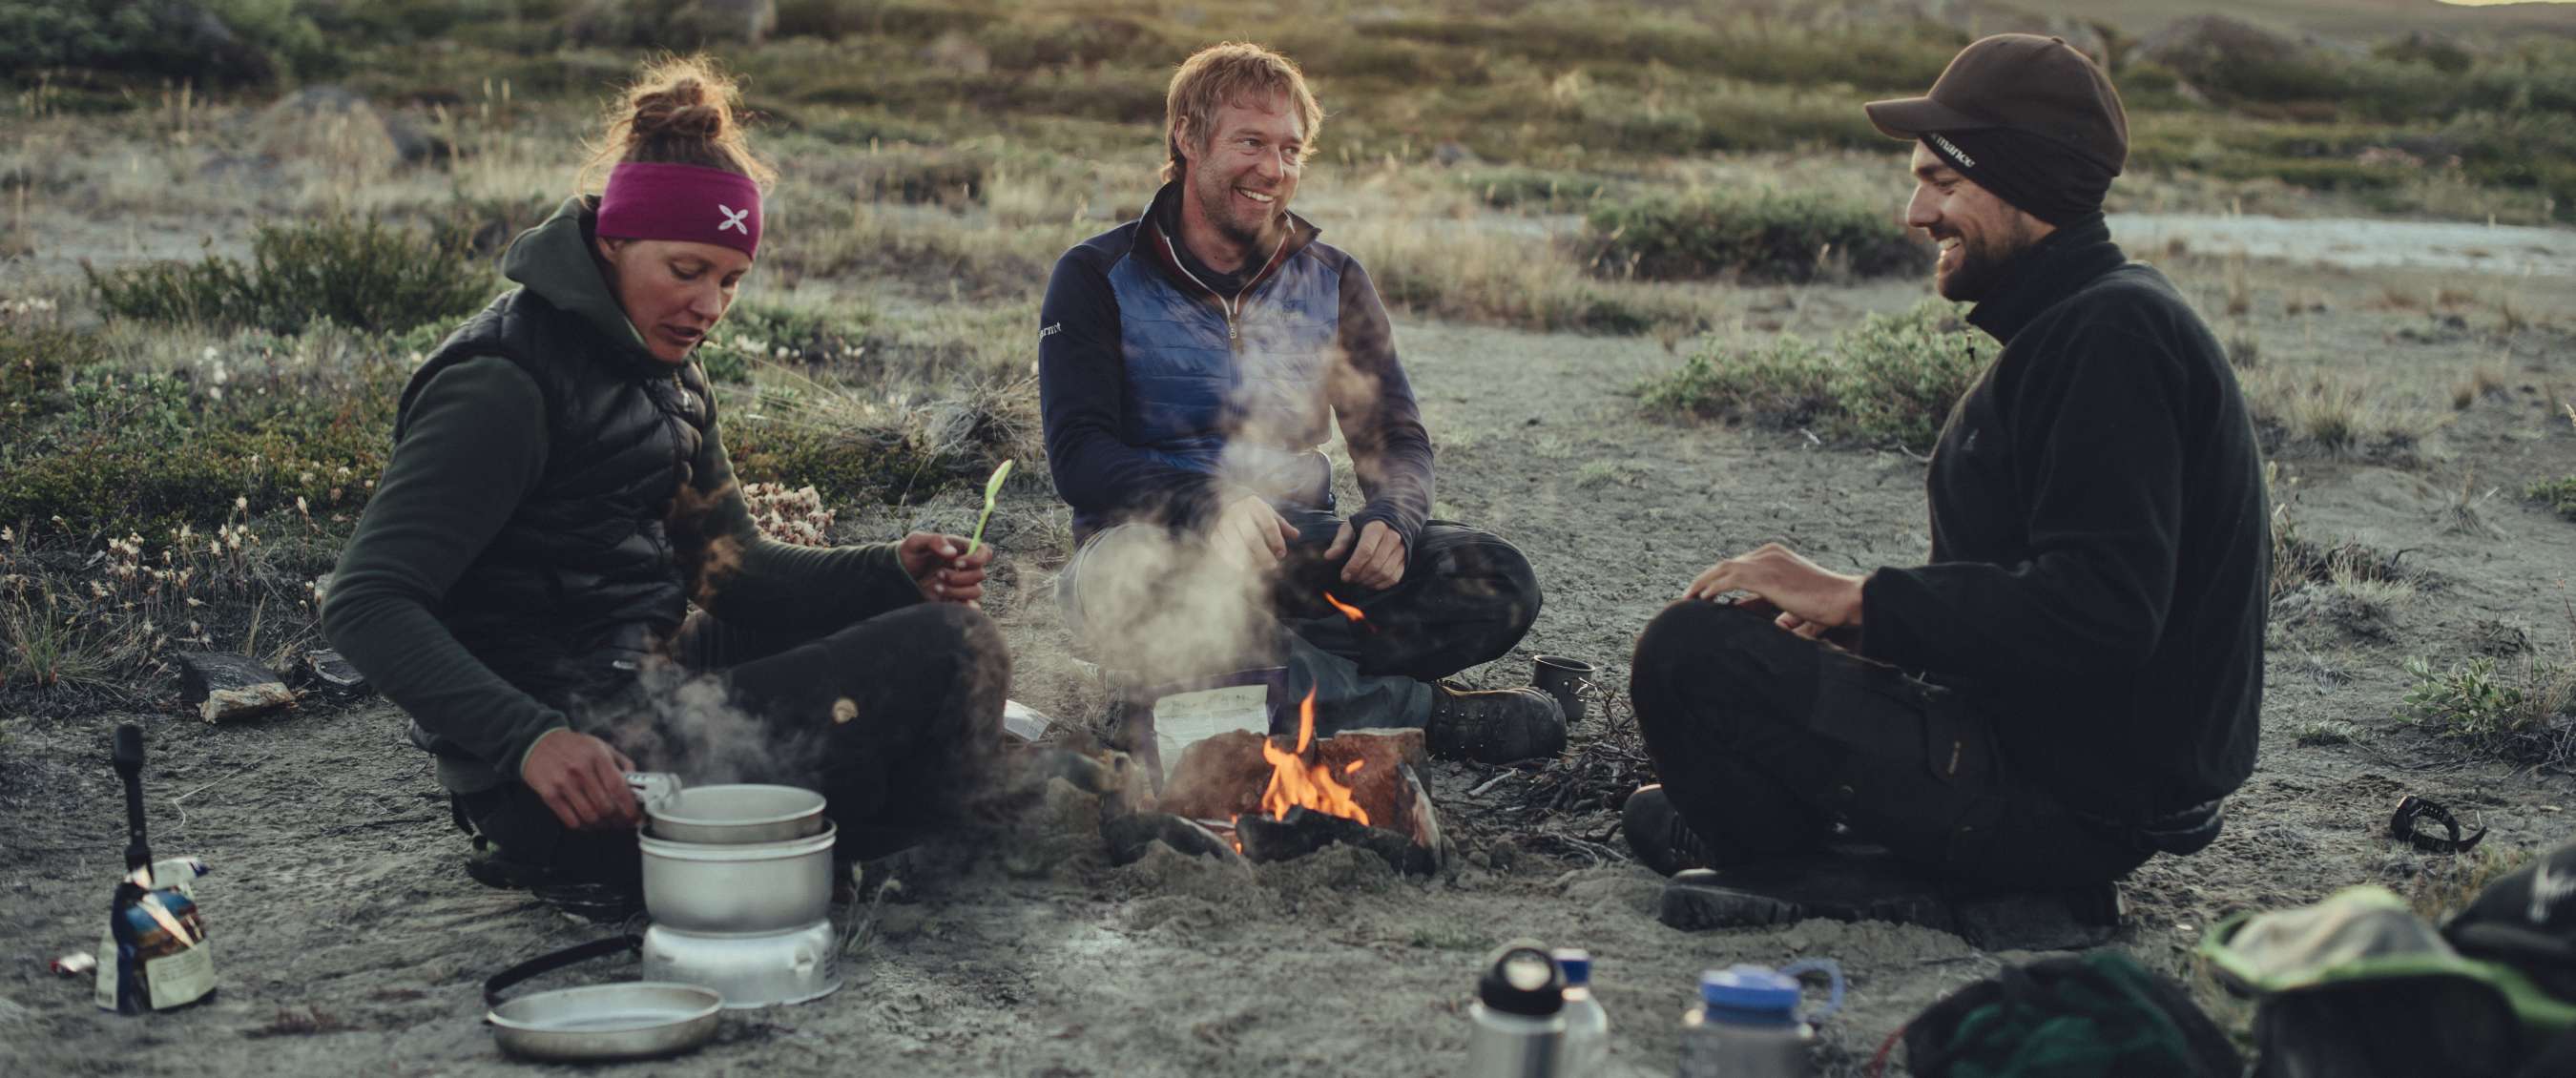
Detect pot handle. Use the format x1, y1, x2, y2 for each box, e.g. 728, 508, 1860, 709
483, 934, 642, 1007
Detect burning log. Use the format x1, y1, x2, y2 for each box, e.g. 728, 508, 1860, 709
1154, 689, 1444, 875
1102, 813, 1244, 867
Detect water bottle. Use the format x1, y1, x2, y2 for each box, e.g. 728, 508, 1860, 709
1675, 959, 1844, 1078
1468, 940, 1565, 1077
1553, 948, 1611, 1077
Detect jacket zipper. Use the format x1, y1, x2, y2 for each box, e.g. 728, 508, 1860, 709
1159, 231, 1290, 348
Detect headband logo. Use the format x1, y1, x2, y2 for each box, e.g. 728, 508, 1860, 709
717, 204, 751, 235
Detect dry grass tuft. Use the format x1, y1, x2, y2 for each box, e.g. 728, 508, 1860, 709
2408, 844, 2538, 925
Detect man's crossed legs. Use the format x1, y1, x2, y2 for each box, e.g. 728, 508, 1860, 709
1057, 509, 1563, 762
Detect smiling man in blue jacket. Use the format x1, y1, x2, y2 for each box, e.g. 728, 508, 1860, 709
1038, 42, 1561, 763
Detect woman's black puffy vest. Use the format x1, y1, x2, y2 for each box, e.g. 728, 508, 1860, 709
397, 287, 712, 709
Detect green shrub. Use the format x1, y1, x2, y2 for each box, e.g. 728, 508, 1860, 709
853, 146, 994, 208
2528, 476, 2576, 522
1583, 191, 1916, 282
0, 325, 112, 436
2399, 654, 2576, 764
88, 218, 494, 336
1455, 167, 1618, 212
430, 193, 562, 259
0, 0, 330, 86
1643, 299, 1986, 449
0, 351, 399, 537
720, 398, 966, 507
703, 303, 873, 382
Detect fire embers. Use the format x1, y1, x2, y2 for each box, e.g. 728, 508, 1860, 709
1157, 690, 1444, 876
1320, 591, 1374, 633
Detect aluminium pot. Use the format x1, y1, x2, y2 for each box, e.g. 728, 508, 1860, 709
641, 919, 842, 1009
638, 781, 828, 845
639, 822, 836, 934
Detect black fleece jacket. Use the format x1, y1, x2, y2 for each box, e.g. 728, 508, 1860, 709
1859, 218, 2270, 838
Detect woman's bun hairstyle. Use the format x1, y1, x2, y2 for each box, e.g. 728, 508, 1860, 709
580, 54, 776, 194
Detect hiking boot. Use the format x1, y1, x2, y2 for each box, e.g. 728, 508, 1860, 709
1621, 784, 1716, 877
1424, 682, 1567, 763
1658, 850, 1952, 934
1658, 844, 2125, 949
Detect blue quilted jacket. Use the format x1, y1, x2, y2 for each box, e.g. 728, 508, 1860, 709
1038, 184, 1434, 546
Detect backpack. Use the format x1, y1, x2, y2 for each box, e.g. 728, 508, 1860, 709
1892, 949, 2240, 1078
2199, 882, 2576, 1078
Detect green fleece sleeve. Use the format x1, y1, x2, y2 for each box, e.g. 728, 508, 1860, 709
321, 357, 567, 778
684, 393, 924, 633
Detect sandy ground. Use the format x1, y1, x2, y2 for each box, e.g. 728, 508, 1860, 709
6, 232, 2576, 1076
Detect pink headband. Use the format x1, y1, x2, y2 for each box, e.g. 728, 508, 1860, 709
595, 161, 762, 258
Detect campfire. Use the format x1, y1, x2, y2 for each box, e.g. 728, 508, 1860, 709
1154, 688, 1444, 875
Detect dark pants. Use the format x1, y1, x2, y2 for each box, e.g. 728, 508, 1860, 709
1628, 601, 2150, 889
456, 602, 1010, 875
1058, 510, 1541, 733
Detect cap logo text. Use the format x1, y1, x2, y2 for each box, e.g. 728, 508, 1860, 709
1932, 135, 1978, 169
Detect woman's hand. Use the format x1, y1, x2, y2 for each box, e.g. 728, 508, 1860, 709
899, 532, 990, 606
521, 729, 640, 831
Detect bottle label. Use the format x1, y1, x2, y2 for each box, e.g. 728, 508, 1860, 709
145, 943, 218, 1009
93, 927, 118, 1011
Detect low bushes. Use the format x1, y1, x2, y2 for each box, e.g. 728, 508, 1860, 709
2529, 476, 2576, 522
87, 218, 494, 336
1, 0, 331, 88
1582, 191, 1917, 282
1641, 299, 1984, 449
2400, 653, 2576, 766
0, 347, 398, 538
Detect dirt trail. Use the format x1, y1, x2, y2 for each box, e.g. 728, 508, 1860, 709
6, 251, 2576, 1076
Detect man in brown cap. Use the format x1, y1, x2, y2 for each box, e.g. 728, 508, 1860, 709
1618, 34, 2269, 936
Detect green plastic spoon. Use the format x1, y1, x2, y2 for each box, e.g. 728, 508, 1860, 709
966, 459, 1013, 556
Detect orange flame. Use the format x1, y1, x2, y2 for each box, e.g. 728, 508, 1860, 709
1321, 591, 1374, 632
1260, 688, 1371, 826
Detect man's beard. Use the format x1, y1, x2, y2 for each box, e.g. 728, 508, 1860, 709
1192, 171, 1278, 252
1936, 221, 2044, 302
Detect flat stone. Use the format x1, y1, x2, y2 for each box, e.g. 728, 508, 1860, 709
200, 683, 296, 724
176, 652, 285, 705
299, 649, 370, 696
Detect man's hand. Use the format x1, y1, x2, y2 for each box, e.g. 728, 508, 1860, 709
522, 729, 639, 832
899, 532, 990, 606
1683, 542, 1865, 641
1214, 493, 1298, 570
1324, 519, 1407, 591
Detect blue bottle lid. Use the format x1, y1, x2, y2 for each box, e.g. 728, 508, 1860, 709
1551, 948, 1591, 987
1698, 965, 1801, 1018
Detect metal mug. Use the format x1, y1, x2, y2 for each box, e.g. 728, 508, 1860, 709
1531, 654, 1596, 726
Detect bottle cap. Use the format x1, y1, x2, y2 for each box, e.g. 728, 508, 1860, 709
1698, 965, 1801, 1016
1550, 948, 1592, 987
1478, 941, 1565, 1017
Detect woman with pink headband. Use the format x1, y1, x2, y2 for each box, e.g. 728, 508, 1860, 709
323, 57, 1008, 901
